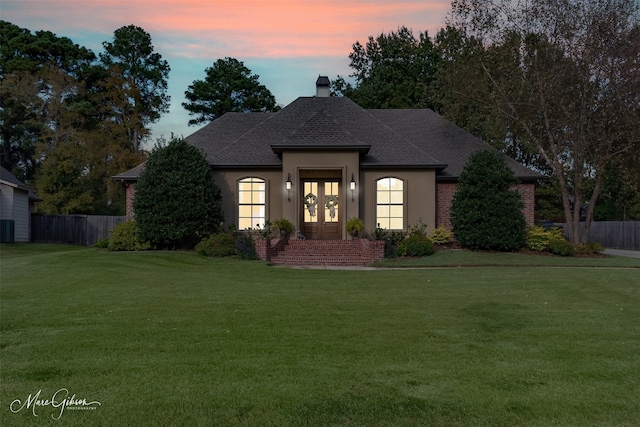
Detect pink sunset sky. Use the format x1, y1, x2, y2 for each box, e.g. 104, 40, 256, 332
2, 0, 452, 143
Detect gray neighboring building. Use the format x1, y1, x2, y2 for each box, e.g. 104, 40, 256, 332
1, 167, 41, 242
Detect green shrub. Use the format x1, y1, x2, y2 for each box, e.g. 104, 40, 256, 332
94, 237, 110, 249
549, 238, 575, 256
546, 227, 564, 241
407, 218, 429, 237
450, 150, 527, 251
235, 234, 258, 260
575, 242, 605, 255
195, 233, 236, 257
373, 225, 405, 258
272, 218, 293, 236
527, 226, 565, 251
108, 221, 151, 251
134, 137, 224, 249
246, 221, 272, 240
398, 235, 435, 257
527, 226, 550, 251
428, 226, 453, 246
346, 217, 365, 237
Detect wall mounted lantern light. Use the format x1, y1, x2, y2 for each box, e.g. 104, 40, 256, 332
350, 173, 356, 201
286, 173, 292, 201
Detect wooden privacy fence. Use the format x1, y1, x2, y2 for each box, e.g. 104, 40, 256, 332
31, 214, 126, 246
557, 221, 640, 250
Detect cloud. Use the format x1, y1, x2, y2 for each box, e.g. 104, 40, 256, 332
3, 0, 451, 139
3, 0, 450, 59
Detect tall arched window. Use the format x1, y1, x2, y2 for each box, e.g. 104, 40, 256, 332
376, 177, 404, 230
238, 177, 266, 229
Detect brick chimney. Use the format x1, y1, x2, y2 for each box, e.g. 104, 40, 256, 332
316, 76, 330, 97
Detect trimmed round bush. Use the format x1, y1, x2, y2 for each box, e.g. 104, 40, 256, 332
549, 238, 575, 256
526, 226, 550, 251
575, 242, 605, 255
195, 233, 236, 257
428, 226, 454, 246
398, 235, 435, 257
450, 150, 527, 251
108, 221, 151, 251
527, 226, 568, 252
134, 137, 224, 249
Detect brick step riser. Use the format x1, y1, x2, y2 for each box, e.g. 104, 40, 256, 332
255, 239, 384, 266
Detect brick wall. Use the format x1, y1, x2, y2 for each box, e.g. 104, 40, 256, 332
515, 183, 535, 225
255, 238, 385, 266
436, 182, 536, 229
125, 183, 136, 220
436, 182, 457, 230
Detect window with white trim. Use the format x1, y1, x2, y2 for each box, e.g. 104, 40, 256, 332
238, 177, 266, 230
376, 177, 404, 230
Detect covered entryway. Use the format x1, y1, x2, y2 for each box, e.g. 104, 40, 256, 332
300, 178, 342, 240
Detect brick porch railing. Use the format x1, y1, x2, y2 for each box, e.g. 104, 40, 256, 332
255, 238, 385, 266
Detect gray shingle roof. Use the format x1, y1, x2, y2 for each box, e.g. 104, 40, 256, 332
118, 96, 542, 181
1, 166, 27, 189
0, 166, 41, 201
367, 109, 541, 179
188, 97, 446, 169
112, 162, 148, 181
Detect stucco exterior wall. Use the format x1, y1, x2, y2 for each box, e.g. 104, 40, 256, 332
282, 151, 360, 239
212, 169, 284, 230
120, 162, 535, 240
361, 169, 437, 233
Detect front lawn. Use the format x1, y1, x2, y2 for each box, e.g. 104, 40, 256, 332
1, 244, 639, 426
376, 247, 640, 268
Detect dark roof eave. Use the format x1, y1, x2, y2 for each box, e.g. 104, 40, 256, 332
436, 174, 545, 182
112, 175, 138, 182
361, 163, 448, 171
271, 144, 371, 154
29, 193, 43, 202
112, 164, 283, 179
210, 164, 282, 170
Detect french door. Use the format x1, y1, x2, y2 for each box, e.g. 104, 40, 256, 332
300, 180, 341, 240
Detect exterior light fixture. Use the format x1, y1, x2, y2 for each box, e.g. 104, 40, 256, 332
286, 173, 292, 201
350, 173, 356, 201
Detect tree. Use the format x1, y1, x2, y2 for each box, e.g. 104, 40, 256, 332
85, 65, 148, 214
450, 150, 527, 251
100, 25, 170, 150
0, 20, 95, 181
430, 27, 547, 171
133, 137, 223, 248
182, 57, 277, 125
448, 0, 640, 244
1, 22, 150, 214
332, 26, 441, 109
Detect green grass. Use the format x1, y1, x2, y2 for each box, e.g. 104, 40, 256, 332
1, 244, 639, 426
376, 248, 640, 268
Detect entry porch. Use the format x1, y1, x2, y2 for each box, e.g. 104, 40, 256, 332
255, 238, 385, 267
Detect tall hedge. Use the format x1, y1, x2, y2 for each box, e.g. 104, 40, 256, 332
133, 137, 223, 248
450, 150, 527, 251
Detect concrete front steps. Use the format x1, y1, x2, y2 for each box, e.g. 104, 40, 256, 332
255, 238, 385, 266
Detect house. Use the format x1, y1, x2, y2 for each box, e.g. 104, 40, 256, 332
1, 167, 41, 243
115, 77, 539, 249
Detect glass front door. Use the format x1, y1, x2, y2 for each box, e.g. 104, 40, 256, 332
301, 180, 341, 240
